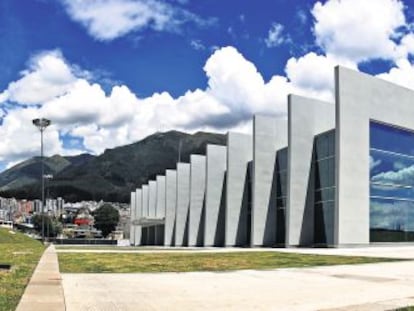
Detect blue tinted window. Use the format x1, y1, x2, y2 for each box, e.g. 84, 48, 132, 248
370, 121, 414, 156
370, 121, 414, 242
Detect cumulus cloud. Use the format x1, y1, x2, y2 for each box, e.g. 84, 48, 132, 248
372, 164, 414, 185
60, 0, 213, 41
265, 23, 286, 48
285, 52, 356, 101
0, 50, 78, 105
312, 0, 406, 62
0, 47, 301, 163
377, 58, 414, 89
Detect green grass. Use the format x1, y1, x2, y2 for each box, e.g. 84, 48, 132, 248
58, 251, 397, 273
55, 245, 190, 251
0, 228, 45, 311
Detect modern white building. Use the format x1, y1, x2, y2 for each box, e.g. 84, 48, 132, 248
130, 67, 414, 247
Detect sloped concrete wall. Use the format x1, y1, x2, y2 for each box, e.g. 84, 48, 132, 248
225, 132, 252, 247
164, 170, 177, 246
134, 189, 142, 246
129, 191, 135, 246
286, 95, 335, 247
175, 163, 190, 246
204, 145, 227, 247
188, 155, 206, 247
252, 115, 287, 246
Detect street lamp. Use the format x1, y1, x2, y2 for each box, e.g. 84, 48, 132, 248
32, 118, 51, 243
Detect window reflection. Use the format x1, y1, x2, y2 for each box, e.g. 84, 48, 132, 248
370, 121, 414, 242
313, 130, 335, 245
276, 148, 287, 244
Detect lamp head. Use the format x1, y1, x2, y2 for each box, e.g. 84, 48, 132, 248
32, 118, 51, 130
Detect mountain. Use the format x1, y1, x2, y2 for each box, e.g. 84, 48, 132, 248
0, 131, 226, 202
0, 154, 95, 191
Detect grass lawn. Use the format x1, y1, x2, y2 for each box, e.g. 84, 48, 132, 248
58, 251, 397, 273
55, 245, 190, 251
0, 228, 45, 311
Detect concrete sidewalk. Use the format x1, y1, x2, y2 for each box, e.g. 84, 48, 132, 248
16, 244, 65, 311
62, 260, 414, 311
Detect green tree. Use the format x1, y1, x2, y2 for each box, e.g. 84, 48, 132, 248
32, 214, 62, 238
93, 204, 120, 237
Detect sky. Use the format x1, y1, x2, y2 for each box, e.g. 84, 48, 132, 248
1, 0, 414, 172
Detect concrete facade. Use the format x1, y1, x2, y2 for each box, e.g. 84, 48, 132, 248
130, 67, 414, 248
156, 176, 166, 218
142, 185, 149, 218
148, 181, 157, 218
129, 191, 136, 246
286, 95, 335, 247
225, 132, 252, 247
334, 66, 414, 246
134, 189, 142, 246
204, 145, 227, 247
175, 163, 190, 246
252, 115, 287, 246
141, 185, 149, 245
188, 155, 206, 247
164, 169, 177, 246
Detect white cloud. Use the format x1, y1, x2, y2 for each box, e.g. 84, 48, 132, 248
265, 23, 286, 48
61, 0, 212, 41
370, 156, 382, 170
0, 46, 305, 165
190, 39, 205, 51
372, 164, 414, 185
377, 58, 414, 90
312, 0, 406, 62
0, 50, 77, 105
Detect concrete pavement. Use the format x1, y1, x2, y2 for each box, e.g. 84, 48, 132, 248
60, 246, 414, 311
16, 244, 65, 311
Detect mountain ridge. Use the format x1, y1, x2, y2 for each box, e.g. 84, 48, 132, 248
0, 130, 226, 202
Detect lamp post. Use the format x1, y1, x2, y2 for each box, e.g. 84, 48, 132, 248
32, 118, 51, 243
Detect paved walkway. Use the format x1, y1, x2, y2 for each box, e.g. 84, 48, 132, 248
60, 246, 414, 311
16, 245, 65, 311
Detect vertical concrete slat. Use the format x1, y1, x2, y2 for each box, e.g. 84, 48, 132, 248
204, 145, 227, 247
225, 132, 252, 247
189, 155, 206, 247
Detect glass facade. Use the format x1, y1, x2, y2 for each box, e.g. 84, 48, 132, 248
276, 147, 287, 244
370, 121, 414, 242
313, 130, 335, 245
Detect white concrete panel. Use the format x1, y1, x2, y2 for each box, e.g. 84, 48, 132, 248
129, 191, 135, 246
142, 185, 149, 218
134, 189, 142, 246
286, 95, 335, 247
225, 132, 252, 247
156, 176, 166, 218
188, 155, 206, 247
252, 115, 287, 246
148, 181, 157, 218
204, 145, 227, 247
335, 66, 414, 245
175, 163, 190, 246
165, 170, 177, 246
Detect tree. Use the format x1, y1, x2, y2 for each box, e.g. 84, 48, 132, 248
93, 204, 120, 237
32, 214, 62, 238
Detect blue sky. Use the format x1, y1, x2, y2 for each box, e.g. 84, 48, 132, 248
1, 0, 414, 172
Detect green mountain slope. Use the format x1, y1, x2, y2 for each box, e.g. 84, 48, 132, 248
0, 131, 226, 202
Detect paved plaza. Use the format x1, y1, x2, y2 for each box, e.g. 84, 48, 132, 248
18, 245, 414, 311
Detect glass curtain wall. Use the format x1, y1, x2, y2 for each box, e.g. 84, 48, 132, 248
313, 130, 336, 245
276, 147, 287, 244
370, 121, 414, 242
